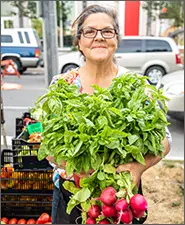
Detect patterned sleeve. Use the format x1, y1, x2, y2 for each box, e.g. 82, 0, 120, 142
50, 74, 65, 86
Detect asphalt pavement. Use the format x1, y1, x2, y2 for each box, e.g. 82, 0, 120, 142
1, 68, 184, 161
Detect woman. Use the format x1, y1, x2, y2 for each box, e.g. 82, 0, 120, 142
47, 4, 172, 224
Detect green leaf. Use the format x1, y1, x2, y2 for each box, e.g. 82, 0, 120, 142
132, 152, 146, 165
81, 200, 91, 212
128, 134, 139, 145
108, 107, 123, 118
73, 187, 91, 202
72, 140, 83, 157
37, 143, 47, 160
125, 145, 141, 154
89, 140, 99, 155
66, 198, 79, 214
104, 164, 116, 174
97, 171, 105, 180
62, 181, 79, 194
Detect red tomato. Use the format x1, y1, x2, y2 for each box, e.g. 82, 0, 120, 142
9, 218, 18, 224
17, 219, 26, 224
48, 217, 52, 222
37, 213, 50, 224
26, 219, 36, 224
1, 217, 9, 224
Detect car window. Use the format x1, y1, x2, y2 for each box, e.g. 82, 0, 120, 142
24, 32, 31, 43
33, 30, 42, 48
1, 35, 13, 43
18, 31, 24, 43
116, 39, 143, 53
145, 40, 172, 52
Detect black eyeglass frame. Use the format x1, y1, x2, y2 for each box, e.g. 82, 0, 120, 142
81, 27, 118, 39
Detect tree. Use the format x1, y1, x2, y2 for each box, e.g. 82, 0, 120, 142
141, 1, 167, 35
56, 0, 71, 32
159, 1, 184, 27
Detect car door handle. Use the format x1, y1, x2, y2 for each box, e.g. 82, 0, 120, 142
115, 56, 122, 59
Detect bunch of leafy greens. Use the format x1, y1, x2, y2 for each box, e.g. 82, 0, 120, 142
35, 72, 169, 174
33, 72, 169, 222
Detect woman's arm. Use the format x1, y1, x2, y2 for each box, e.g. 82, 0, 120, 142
116, 136, 171, 186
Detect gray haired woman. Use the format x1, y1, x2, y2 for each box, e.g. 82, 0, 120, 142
46, 4, 171, 224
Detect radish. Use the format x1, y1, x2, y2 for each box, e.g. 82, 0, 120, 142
130, 194, 148, 212
100, 186, 117, 206
115, 198, 128, 211
102, 205, 117, 217
117, 208, 133, 224
132, 209, 145, 218
86, 217, 96, 224
88, 205, 101, 218
98, 219, 111, 224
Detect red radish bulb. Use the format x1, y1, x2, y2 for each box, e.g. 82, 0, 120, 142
98, 219, 111, 224
132, 209, 145, 218
88, 205, 101, 218
130, 194, 148, 212
102, 205, 117, 217
118, 209, 133, 224
86, 217, 96, 224
115, 198, 128, 211
100, 187, 117, 206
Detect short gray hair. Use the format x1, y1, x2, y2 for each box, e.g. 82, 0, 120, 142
71, 4, 120, 51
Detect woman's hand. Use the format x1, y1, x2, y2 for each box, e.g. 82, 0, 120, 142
116, 162, 145, 187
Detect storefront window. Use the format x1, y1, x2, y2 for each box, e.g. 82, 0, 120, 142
4, 20, 13, 28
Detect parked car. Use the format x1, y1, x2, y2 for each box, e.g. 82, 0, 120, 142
58, 36, 183, 84
160, 70, 184, 121
1, 28, 43, 73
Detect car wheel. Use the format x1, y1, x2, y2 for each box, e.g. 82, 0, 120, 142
62, 64, 78, 73
20, 67, 27, 74
145, 66, 165, 85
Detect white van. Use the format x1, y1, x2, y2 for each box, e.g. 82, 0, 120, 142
1, 28, 43, 73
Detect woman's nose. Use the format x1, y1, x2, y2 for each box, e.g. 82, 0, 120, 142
95, 30, 104, 40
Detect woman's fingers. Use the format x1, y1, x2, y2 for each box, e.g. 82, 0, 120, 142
116, 164, 131, 173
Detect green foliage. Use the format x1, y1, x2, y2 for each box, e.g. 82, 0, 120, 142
31, 18, 43, 38
142, 1, 184, 28
33, 72, 169, 175
10, 0, 36, 18
159, 1, 184, 27
56, 0, 71, 32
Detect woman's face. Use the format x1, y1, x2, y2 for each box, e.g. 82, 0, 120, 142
78, 13, 118, 63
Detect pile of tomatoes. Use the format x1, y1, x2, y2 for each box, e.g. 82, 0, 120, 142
1, 213, 51, 224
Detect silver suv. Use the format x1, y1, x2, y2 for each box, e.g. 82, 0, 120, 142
115, 36, 183, 84
58, 36, 183, 85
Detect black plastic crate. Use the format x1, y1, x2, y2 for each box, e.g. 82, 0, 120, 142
12, 138, 52, 171
1, 149, 53, 221
1, 193, 52, 220
1, 149, 54, 193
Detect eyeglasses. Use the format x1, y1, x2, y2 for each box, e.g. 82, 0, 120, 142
82, 27, 117, 39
